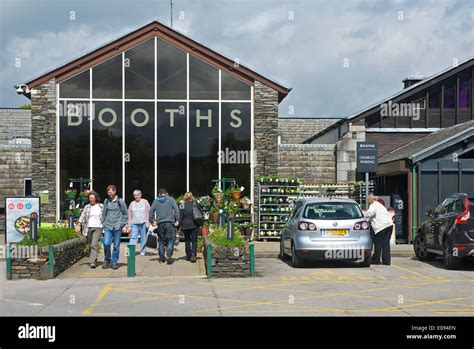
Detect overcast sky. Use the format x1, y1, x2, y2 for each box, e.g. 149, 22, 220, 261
0, 0, 472, 117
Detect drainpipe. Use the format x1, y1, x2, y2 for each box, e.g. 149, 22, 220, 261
411, 164, 417, 243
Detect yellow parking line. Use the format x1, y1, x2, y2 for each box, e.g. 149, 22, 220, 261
82, 283, 113, 315
390, 263, 433, 280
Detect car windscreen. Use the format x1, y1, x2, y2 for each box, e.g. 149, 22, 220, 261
302, 202, 363, 220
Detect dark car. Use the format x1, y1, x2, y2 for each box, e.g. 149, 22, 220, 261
414, 193, 474, 269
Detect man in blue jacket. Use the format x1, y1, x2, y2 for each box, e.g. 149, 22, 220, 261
149, 188, 180, 264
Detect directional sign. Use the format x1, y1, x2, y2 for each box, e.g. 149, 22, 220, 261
357, 141, 378, 173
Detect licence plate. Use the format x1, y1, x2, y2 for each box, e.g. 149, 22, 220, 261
322, 229, 348, 236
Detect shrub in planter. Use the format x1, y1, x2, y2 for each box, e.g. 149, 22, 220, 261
239, 222, 254, 238
201, 221, 210, 235
226, 201, 239, 218
212, 186, 223, 202
240, 196, 251, 209
209, 205, 219, 223
18, 226, 79, 247
227, 185, 244, 202
73, 208, 81, 219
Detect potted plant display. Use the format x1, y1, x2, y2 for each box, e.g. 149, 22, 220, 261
227, 185, 244, 202
226, 201, 239, 218
78, 191, 89, 203
212, 186, 223, 203
201, 221, 210, 235
73, 208, 81, 219
240, 221, 254, 238
64, 209, 73, 218
209, 205, 219, 223
197, 196, 212, 210
65, 188, 77, 200
240, 196, 251, 209
176, 195, 184, 206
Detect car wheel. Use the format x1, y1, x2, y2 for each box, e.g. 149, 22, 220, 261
414, 234, 437, 261
291, 243, 304, 268
443, 237, 461, 270
279, 239, 289, 260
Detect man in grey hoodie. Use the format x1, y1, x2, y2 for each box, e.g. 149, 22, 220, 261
149, 188, 180, 264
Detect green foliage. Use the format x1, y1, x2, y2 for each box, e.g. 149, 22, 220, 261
17, 227, 79, 247
19, 104, 31, 109
208, 225, 247, 247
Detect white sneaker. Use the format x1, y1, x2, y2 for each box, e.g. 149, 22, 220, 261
140, 252, 146, 256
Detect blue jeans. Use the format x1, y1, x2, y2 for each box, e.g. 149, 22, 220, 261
129, 223, 147, 254
183, 228, 198, 260
157, 222, 175, 260
103, 227, 122, 265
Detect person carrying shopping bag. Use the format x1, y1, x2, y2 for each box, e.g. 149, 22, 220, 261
179, 192, 203, 263
78, 191, 103, 269
126, 189, 150, 256
101, 184, 128, 270
149, 188, 180, 264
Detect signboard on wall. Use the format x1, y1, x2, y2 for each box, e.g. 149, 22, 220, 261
5, 197, 41, 244
357, 141, 378, 173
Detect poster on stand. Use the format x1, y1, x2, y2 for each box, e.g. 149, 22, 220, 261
5, 197, 41, 244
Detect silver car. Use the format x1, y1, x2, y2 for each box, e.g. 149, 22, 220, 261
280, 198, 372, 267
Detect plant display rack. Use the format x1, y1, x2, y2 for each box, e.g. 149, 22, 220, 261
256, 178, 376, 241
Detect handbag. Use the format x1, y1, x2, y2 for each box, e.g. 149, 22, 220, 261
192, 202, 204, 226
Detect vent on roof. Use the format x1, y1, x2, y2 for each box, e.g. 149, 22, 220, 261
402, 76, 424, 89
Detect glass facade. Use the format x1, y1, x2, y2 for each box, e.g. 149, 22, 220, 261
58, 37, 252, 213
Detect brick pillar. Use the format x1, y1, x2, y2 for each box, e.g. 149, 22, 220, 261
31, 78, 57, 222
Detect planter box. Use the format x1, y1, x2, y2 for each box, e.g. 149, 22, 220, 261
203, 237, 255, 278
7, 236, 87, 280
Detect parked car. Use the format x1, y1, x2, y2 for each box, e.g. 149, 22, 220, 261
279, 198, 372, 268
414, 193, 474, 269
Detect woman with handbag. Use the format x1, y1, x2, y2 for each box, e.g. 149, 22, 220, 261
78, 191, 103, 269
179, 192, 203, 263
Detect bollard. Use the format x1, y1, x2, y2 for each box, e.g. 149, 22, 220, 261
127, 244, 136, 277
206, 244, 212, 278
250, 244, 255, 277
48, 246, 54, 277
6, 245, 11, 280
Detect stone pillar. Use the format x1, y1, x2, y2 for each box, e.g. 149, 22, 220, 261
30, 78, 57, 222
336, 123, 365, 182
253, 80, 279, 198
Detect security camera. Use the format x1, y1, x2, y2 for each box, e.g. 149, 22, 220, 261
16, 84, 30, 95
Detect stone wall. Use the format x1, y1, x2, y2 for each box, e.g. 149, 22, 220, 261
8, 236, 86, 280
30, 79, 57, 222
336, 123, 366, 182
278, 144, 336, 183
0, 108, 32, 233
204, 238, 252, 277
278, 117, 339, 144
253, 81, 279, 200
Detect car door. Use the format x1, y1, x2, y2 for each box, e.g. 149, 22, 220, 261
425, 199, 447, 248
432, 198, 455, 249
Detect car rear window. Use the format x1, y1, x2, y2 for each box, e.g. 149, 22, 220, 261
302, 202, 363, 220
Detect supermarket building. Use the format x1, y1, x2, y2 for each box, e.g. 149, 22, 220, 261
15, 20, 291, 222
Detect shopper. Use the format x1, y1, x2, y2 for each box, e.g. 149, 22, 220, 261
179, 192, 202, 263
149, 188, 180, 264
127, 189, 150, 256
101, 185, 128, 270
365, 194, 394, 265
78, 191, 103, 269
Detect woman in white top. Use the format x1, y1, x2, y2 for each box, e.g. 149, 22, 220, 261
365, 194, 394, 265
126, 190, 150, 256
79, 191, 104, 268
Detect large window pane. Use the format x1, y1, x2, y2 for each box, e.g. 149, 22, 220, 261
59, 70, 90, 98
92, 55, 122, 99
221, 72, 251, 100
189, 102, 218, 195
125, 39, 155, 99
444, 84, 455, 109
156, 38, 187, 99
125, 102, 154, 203
157, 102, 187, 197
189, 56, 218, 100
93, 101, 123, 198
459, 76, 471, 108
221, 103, 251, 196
59, 100, 90, 216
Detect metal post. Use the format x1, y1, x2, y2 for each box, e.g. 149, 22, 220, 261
68, 214, 74, 229
48, 246, 54, 277
6, 244, 11, 280
249, 244, 255, 276
226, 217, 235, 240
218, 210, 225, 227
127, 245, 136, 277
206, 244, 212, 277
365, 172, 369, 210
29, 214, 38, 242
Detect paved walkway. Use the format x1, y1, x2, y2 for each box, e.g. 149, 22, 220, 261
59, 241, 206, 279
